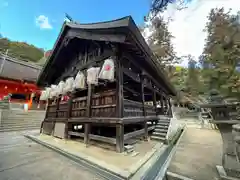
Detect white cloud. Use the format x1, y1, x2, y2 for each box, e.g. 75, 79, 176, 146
35, 15, 53, 30
143, 0, 240, 66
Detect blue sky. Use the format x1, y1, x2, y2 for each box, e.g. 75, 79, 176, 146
0, 0, 150, 50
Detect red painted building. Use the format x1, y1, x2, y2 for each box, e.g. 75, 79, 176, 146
0, 53, 43, 108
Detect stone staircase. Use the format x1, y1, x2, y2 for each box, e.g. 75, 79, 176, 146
0, 110, 46, 132
151, 116, 171, 143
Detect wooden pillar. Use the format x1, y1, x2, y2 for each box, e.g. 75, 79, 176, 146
41, 98, 51, 134
140, 74, 148, 140
160, 95, 164, 114
115, 46, 124, 152
116, 53, 123, 118
65, 93, 73, 139
152, 87, 157, 116
51, 96, 61, 136
167, 97, 172, 117
56, 95, 61, 118
84, 85, 93, 146
116, 124, 124, 152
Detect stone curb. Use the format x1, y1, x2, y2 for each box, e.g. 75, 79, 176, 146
131, 127, 184, 180
155, 127, 186, 180
216, 165, 240, 180
167, 172, 194, 180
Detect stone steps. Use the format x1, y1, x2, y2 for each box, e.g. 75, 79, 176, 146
155, 128, 168, 133
0, 125, 41, 132
1, 122, 42, 127
152, 131, 166, 137
151, 135, 166, 141
0, 110, 45, 132
151, 116, 171, 143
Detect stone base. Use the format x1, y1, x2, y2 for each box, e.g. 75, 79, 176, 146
53, 122, 66, 139
216, 166, 240, 180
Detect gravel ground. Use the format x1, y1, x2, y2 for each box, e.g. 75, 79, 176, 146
0, 130, 104, 180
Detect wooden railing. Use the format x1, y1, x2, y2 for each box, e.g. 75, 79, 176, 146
91, 90, 116, 117
145, 104, 155, 116
45, 90, 117, 119
123, 99, 143, 117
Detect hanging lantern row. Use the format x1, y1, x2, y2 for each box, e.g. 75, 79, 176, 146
40, 58, 115, 101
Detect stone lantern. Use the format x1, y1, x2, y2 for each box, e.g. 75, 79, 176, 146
214, 103, 240, 179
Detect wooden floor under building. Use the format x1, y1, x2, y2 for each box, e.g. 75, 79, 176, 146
167, 126, 223, 180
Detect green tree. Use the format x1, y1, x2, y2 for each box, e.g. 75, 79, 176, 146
0, 38, 44, 62
148, 16, 181, 83
185, 55, 200, 96
201, 8, 240, 99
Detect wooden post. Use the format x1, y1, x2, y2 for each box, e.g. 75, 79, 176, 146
116, 124, 124, 153
84, 84, 93, 146
116, 51, 123, 118
140, 74, 148, 140
115, 46, 124, 152
52, 96, 61, 136
160, 95, 164, 115
41, 98, 51, 134
167, 97, 173, 117
164, 97, 169, 116
152, 88, 157, 116
65, 93, 73, 139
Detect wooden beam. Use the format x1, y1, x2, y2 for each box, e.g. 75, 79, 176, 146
122, 52, 169, 94
67, 30, 126, 44
148, 126, 155, 131
68, 131, 84, 138
59, 50, 113, 82
124, 128, 145, 141
123, 86, 140, 96
122, 68, 141, 83
90, 134, 116, 145
122, 116, 159, 124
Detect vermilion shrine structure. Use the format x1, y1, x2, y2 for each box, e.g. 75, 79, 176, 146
37, 16, 176, 153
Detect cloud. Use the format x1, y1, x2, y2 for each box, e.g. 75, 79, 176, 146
143, 0, 240, 66
35, 15, 53, 30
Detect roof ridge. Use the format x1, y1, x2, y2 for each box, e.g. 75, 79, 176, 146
66, 16, 132, 26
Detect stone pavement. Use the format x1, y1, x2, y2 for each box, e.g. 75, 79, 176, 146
0, 130, 104, 180
168, 127, 223, 180
27, 134, 163, 179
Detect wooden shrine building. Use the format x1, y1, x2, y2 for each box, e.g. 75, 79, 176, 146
37, 16, 176, 152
